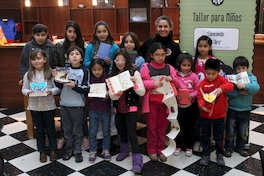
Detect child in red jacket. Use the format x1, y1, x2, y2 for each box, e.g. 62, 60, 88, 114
197, 59, 233, 166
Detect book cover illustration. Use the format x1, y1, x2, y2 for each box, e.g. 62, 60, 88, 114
29, 82, 47, 97
88, 83, 107, 98
54, 67, 70, 83
106, 70, 134, 94
225, 71, 250, 84
178, 89, 191, 105
97, 42, 111, 60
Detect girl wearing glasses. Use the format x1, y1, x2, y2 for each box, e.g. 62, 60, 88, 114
140, 42, 179, 162
109, 48, 145, 174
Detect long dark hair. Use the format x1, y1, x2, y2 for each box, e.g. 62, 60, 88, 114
193, 35, 213, 70
120, 32, 141, 55
92, 21, 114, 44
27, 50, 52, 81
147, 42, 167, 63
90, 58, 108, 77
110, 48, 132, 77
63, 20, 85, 53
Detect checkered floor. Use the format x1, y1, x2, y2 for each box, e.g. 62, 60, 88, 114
0, 105, 264, 176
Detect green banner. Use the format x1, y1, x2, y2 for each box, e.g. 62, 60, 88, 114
179, 0, 256, 71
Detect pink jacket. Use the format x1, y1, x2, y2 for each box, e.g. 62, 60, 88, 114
175, 71, 199, 99
140, 61, 179, 113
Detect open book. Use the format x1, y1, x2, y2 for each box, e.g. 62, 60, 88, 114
97, 42, 111, 60
88, 83, 107, 98
106, 70, 134, 94
225, 71, 250, 84
29, 82, 47, 97
54, 67, 70, 83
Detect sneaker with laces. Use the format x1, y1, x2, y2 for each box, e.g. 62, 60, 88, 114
216, 154, 225, 166
57, 137, 66, 149
74, 153, 83, 163
173, 148, 181, 156
102, 150, 111, 161
81, 136, 90, 150
199, 155, 210, 166
89, 151, 97, 163
185, 148, 193, 157
193, 141, 203, 152
234, 149, 249, 157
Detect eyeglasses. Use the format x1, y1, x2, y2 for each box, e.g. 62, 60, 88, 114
114, 59, 126, 63
153, 53, 166, 57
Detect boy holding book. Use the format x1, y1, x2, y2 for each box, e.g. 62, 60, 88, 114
224, 56, 260, 157
197, 59, 234, 166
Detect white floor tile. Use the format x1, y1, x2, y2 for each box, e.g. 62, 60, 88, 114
119, 171, 138, 176
67, 172, 85, 176
0, 112, 6, 118
251, 107, 264, 115
252, 104, 264, 107
0, 135, 20, 150
9, 112, 26, 121
1, 122, 27, 135
17, 173, 30, 176
249, 120, 262, 130
9, 151, 50, 172
136, 122, 146, 130
137, 136, 147, 145
249, 131, 264, 146
166, 153, 200, 169
223, 168, 255, 176
222, 152, 249, 168
23, 139, 37, 150
171, 170, 197, 176
57, 151, 101, 171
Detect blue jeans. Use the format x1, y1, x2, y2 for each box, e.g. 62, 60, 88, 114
225, 109, 250, 151
89, 110, 111, 152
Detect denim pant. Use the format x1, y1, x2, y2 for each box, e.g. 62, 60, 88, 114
200, 117, 225, 156
31, 110, 56, 152
89, 110, 111, 152
60, 106, 84, 154
225, 109, 250, 151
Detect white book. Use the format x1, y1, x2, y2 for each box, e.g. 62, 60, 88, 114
88, 83, 107, 98
225, 71, 250, 84
106, 70, 134, 94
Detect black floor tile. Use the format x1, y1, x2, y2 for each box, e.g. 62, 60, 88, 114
10, 130, 29, 142
184, 160, 232, 176
252, 124, 264, 133
27, 161, 75, 176
0, 143, 36, 161
0, 108, 24, 116
235, 157, 263, 176
4, 162, 23, 176
141, 161, 180, 176
247, 143, 264, 156
250, 113, 264, 123
1, 117, 17, 125
79, 160, 127, 176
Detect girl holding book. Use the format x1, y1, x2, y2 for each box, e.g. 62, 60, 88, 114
173, 52, 199, 157
140, 42, 179, 162
120, 32, 145, 71
22, 50, 60, 163
88, 58, 111, 163
84, 21, 119, 74
108, 48, 145, 174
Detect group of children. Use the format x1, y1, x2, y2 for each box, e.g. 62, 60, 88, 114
20, 17, 259, 174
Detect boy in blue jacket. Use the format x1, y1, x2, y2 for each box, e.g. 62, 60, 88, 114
224, 56, 260, 157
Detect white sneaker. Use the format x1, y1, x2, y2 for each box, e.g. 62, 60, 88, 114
185, 148, 193, 157
173, 148, 181, 156
193, 141, 203, 152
